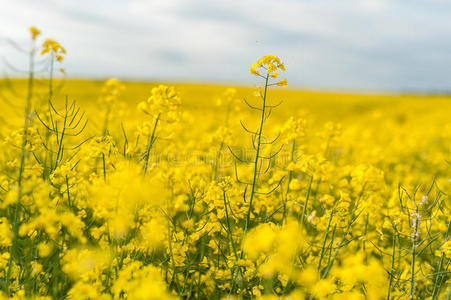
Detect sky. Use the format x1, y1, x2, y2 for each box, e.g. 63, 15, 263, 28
1, 0, 451, 92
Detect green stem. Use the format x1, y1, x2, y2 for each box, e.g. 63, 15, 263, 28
223, 191, 238, 260
102, 105, 111, 136
42, 56, 54, 180
282, 139, 296, 224
5, 39, 36, 295
318, 211, 335, 272
243, 74, 269, 235
387, 232, 397, 300
212, 141, 224, 180
142, 113, 160, 176
53, 108, 67, 172
410, 207, 419, 300
301, 175, 313, 224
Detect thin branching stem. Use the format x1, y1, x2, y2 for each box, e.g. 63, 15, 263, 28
5, 37, 36, 295
142, 113, 160, 176
243, 74, 269, 236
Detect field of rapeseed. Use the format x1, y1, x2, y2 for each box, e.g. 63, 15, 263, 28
0, 28, 450, 300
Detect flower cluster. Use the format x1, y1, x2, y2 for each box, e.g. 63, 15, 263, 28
250, 55, 287, 87
138, 85, 181, 123
41, 39, 66, 62
29, 26, 40, 40
99, 78, 124, 105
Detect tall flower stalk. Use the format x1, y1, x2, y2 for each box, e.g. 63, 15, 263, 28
4, 27, 39, 295
137, 85, 181, 176
230, 55, 287, 237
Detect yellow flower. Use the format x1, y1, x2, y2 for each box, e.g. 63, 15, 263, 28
29, 26, 40, 40
250, 55, 286, 78
250, 62, 261, 76
99, 78, 124, 105
41, 39, 66, 61
0, 218, 12, 247
276, 79, 287, 87
38, 242, 52, 257
138, 85, 181, 124
31, 261, 42, 276
435, 240, 451, 258
311, 279, 336, 298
